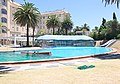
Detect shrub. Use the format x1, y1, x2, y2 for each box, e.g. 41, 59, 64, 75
117, 34, 120, 39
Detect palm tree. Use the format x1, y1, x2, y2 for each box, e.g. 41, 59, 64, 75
32, 26, 39, 46
81, 23, 90, 31
14, 1, 40, 47
31, 15, 41, 46
102, 0, 120, 8
61, 17, 73, 35
80, 23, 90, 35
46, 15, 60, 35
113, 12, 117, 20
102, 18, 106, 27
73, 26, 81, 32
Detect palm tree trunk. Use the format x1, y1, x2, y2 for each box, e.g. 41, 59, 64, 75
53, 26, 55, 35
26, 24, 29, 47
58, 27, 60, 35
32, 27, 35, 46
65, 28, 68, 35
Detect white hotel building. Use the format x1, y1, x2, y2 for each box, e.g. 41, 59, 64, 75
39, 9, 71, 34
0, 0, 71, 46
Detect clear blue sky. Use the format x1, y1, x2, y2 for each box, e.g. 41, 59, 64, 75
15, 0, 120, 30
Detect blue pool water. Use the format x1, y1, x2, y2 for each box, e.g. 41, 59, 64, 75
0, 47, 112, 62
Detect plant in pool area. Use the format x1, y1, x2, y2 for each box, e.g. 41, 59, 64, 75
77, 65, 95, 70
46, 15, 60, 35
14, 0, 40, 47
61, 16, 73, 35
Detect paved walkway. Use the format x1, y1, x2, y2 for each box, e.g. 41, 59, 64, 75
0, 58, 100, 73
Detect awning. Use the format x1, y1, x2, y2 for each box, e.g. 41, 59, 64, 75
36, 35, 94, 41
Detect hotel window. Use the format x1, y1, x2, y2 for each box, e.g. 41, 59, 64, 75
12, 7, 15, 9
43, 16, 45, 19
3, 0, 5, 2
1, 17, 7, 23
1, 26, 7, 33
12, 34, 14, 36
1, 9, 7, 14
2, 0, 7, 6
11, 0, 14, 2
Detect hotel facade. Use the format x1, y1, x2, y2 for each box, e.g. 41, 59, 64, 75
0, 0, 71, 46
39, 9, 71, 34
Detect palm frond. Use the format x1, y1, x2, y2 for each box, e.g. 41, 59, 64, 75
102, 0, 120, 8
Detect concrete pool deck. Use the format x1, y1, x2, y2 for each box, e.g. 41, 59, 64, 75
0, 47, 42, 52
0, 59, 120, 84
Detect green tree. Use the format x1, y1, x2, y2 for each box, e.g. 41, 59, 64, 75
117, 34, 120, 39
81, 23, 90, 31
117, 23, 120, 33
99, 13, 119, 40
90, 26, 99, 40
80, 23, 90, 35
61, 17, 73, 35
94, 26, 99, 32
32, 25, 40, 46
103, 20, 118, 39
102, 0, 120, 8
74, 26, 81, 31
91, 12, 120, 40
98, 18, 107, 39
73, 26, 81, 34
32, 14, 41, 46
101, 18, 106, 27
46, 15, 60, 35
113, 12, 117, 20
14, 1, 40, 47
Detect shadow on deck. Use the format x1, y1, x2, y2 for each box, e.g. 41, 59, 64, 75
95, 53, 120, 60
0, 66, 14, 74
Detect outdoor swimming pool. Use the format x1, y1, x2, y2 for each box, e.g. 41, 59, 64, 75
0, 47, 113, 63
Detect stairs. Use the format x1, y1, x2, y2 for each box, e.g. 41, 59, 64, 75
100, 39, 116, 47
